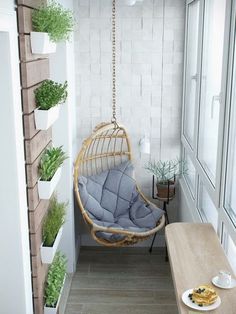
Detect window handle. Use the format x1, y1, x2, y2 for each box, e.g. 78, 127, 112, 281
211, 93, 221, 118
191, 74, 198, 81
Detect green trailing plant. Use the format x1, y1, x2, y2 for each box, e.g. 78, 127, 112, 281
43, 196, 67, 247
34, 80, 68, 110
39, 146, 67, 181
32, 1, 74, 43
44, 251, 67, 308
145, 158, 187, 184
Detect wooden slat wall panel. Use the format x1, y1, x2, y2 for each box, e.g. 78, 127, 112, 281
29, 200, 49, 233
24, 112, 38, 140
25, 128, 52, 164
22, 83, 41, 114
17, 0, 46, 9
21, 59, 49, 88
17, 1, 56, 312
18, 6, 32, 34
34, 297, 44, 314
28, 184, 40, 211
30, 220, 43, 256
19, 35, 47, 62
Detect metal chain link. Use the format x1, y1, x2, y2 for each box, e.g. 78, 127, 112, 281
111, 0, 117, 127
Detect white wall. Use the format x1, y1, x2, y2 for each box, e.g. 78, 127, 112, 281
0, 7, 33, 314
74, 0, 186, 245
50, 0, 78, 272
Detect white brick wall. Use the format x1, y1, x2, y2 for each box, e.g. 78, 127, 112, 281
74, 0, 185, 226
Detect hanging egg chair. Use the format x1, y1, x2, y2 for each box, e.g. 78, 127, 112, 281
73, 0, 165, 247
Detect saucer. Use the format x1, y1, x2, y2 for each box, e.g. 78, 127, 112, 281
212, 276, 236, 289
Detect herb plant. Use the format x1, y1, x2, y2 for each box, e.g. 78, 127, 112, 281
34, 80, 68, 110
145, 158, 187, 184
32, 1, 74, 43
44, 251, 67, 308
39, 146, 67, 181
43, 195, 67, 247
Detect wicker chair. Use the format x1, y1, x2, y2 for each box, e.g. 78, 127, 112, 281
74, 122, 165, 247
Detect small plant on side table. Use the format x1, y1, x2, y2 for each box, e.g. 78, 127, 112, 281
31, 1, 74, 54
38, 146, 67, 200
44, 251, 67, 313
34, 80, 68, 130
41, 195, 67, 264
145, 158, 187, 200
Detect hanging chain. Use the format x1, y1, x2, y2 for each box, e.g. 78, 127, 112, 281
111, 0, 117, 127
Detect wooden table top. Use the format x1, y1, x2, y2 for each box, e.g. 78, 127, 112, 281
165, 223, 236, 314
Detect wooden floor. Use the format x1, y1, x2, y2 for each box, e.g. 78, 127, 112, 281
65, 247, 178, 314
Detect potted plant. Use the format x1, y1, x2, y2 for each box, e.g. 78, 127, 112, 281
44, 252, 67, 314
34, 80, 67, 130
41, 196, 67, 264
31, 1, 74, 54
145, 158, 187, 200
38, 146, 67, 199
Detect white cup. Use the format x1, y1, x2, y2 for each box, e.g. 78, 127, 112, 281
218, 270, 231, 287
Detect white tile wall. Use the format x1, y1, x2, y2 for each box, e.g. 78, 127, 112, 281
74, 0, 185, 224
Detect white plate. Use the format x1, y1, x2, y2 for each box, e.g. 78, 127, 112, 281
182, 289, 221, 311
212, 276, 236, 289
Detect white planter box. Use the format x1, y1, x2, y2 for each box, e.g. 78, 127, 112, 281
41, 227, 63, 264
30, 32, 56, 54
38, 167, 61, 200
44, 275, 66, 314
34, 106, 60, 130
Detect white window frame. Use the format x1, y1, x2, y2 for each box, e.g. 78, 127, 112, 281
182, 0, 232, 208
182, 0, 236, 259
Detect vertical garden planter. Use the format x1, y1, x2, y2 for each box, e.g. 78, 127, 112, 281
30, 32, 56, 54
44, 275, 66, 314
34, 105, 60, 130
41, 227, 63, 264
38, 167, 61, 199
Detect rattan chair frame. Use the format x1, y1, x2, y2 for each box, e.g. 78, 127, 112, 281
74, 122, 165, 247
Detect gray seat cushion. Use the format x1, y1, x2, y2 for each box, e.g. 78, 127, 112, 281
78, 161, 164, 242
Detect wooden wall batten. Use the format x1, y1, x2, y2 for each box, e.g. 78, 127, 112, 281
17, 0, 52, 313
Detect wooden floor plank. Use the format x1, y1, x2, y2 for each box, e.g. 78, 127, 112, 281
65, 247, 178, 314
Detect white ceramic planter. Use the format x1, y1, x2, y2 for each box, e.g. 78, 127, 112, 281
30, 32, 56, 54
44, 275, 66, 314
34, 105, 60, 130
41, 227, 63, 264
38, 167, 62, 200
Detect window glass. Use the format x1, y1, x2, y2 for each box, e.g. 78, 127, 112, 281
199, 183, 218, 231
226, 235, 236, 275
183, 0, 200, 147
198, 0, 227, 183
224, 36, 236, 226
184, 152, 196, 198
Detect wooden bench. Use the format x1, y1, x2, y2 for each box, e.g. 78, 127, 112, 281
165, 223, 236, 314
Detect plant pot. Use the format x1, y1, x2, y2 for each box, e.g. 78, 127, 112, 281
44, 275, 66, 314
38, 167, 62, 200
30, 32, 56, 54
34, 106, 60, 130
41, 227, 63, 264
156, 181, 175, 200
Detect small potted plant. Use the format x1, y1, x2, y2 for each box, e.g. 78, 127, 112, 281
145, 158, 187, 200
41, 196, 67, 264
44, 252, 67, 314
38, 146, 67, 199
31, 1, 74, 54
34, 80, 67, 130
